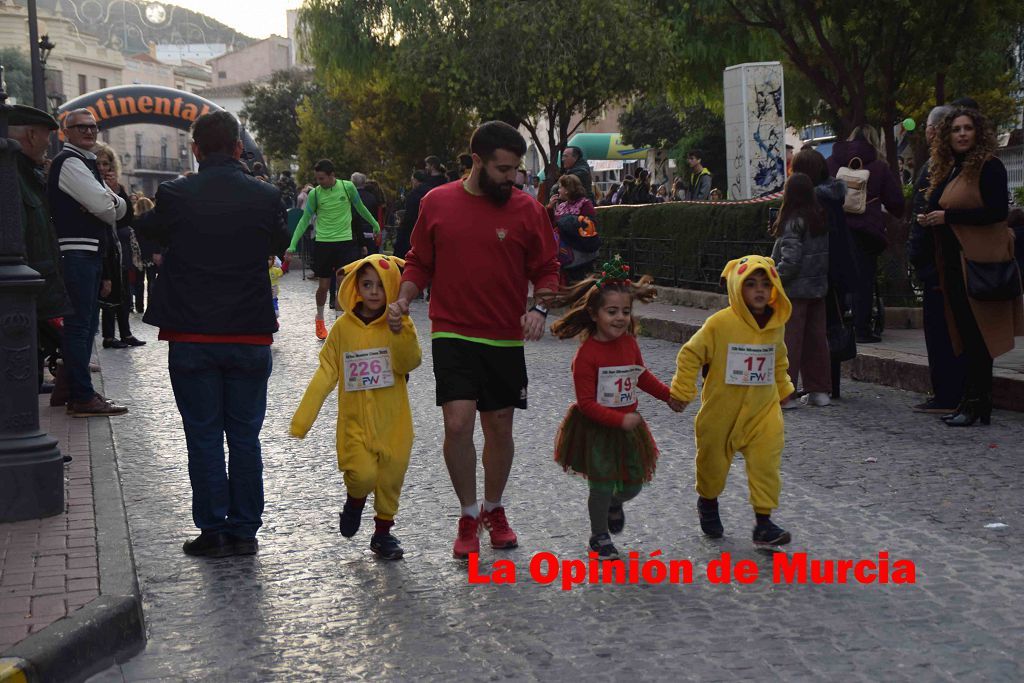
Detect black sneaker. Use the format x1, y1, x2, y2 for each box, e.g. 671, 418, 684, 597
697, 497, 724, 538
339, 503, 363, 537
230, 535, 259, 555
370, 533, 404, 560
607, 503, 625, 534
183, 531, 234, 558
588, 533, 620, 560
752, 519, 791, 546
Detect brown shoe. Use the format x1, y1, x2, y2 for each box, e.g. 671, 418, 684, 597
68, 395, 128, 417
50, 364, 70, 407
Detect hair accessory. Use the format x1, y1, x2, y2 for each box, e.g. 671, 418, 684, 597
596, 255, 632, 288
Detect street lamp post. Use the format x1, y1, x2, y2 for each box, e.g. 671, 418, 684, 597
26, 0, 46, 111
0, 65, 65, 522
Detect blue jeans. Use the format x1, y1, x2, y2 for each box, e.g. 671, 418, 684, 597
61, 252, 102, 402
168, 342, 273, 538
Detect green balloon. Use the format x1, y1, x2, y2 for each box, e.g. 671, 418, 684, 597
902, 118, 916, 131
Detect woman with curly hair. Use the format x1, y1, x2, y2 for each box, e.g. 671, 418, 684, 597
918, 108, 1024, 426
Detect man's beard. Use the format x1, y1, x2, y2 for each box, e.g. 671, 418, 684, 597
479, 168, 514, 205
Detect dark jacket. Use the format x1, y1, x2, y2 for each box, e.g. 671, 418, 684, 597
395, 181, 431, 258
906, 159, 938, 284
815, 178, 859, 296
47, 146, 115, 258
826, 139, 905, 251
771, 216, 830, 299
100, 188, 135, 307
564, 158, 594, 201
353, 186, 380, 249
17, 152, 71, 318
135, 154, 289, 335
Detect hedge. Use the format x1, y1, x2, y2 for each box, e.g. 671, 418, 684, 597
593, 201, 780, 291
593, 200, 918, 304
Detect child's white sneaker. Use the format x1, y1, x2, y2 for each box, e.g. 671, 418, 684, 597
801, 392, 831, 407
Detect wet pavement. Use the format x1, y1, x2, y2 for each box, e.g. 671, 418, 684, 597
89, 272, 1023, 681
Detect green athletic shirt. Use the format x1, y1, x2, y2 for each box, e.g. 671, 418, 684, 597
288, 180, 380, 251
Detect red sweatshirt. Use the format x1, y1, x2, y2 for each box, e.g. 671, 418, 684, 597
572, 334, 671, 428
402, 182, 560, 340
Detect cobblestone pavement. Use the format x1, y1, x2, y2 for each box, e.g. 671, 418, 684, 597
90, 273, 1023, 681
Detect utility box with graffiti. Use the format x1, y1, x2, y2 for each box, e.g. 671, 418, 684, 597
724, 62, 786, 200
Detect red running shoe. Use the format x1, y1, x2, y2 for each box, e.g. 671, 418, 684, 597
453, 515, 480, 559
480, 507, 518, 549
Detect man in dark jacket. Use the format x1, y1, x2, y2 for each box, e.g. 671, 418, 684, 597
350, 171, 379, 254
560, 145, 594, 200
9, 105, 72, 388
135, 111, 289, 558
906, 105, 966, 413
394, 169, 428, 258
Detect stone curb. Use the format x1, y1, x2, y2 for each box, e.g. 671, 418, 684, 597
634, 313, 1024, 412
656, 286, 924, 329
1, 378, 146, 682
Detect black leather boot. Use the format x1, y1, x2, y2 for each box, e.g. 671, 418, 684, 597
945, 397, 992, 427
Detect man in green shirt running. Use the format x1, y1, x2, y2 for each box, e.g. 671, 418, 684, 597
286, 159, 380, 339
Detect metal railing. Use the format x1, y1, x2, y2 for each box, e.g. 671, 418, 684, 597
995, 145, 1023, 196
133, 155, 186, 173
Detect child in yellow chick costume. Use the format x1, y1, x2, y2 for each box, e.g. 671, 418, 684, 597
670, 255, 796, 546
290, 254, 422, 560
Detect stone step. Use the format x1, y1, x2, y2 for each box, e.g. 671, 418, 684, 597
633, 299, 1024, 412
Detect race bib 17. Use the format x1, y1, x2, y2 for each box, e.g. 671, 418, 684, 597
725, 344, 775, 386
343, 347, 395, 392
597, 365, 644, 407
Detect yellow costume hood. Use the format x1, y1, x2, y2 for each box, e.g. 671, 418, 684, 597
721, 255, 791, 330
338, 253, 406, 314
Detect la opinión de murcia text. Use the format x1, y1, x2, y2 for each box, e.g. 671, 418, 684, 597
468, 551, 916, 590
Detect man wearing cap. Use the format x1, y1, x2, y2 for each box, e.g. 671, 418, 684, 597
47, 108, 128, 417
8, 105, 72, 387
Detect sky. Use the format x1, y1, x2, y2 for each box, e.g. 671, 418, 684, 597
166, 0, 303, 40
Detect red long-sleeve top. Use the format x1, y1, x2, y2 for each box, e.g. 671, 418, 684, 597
402, 182, 560, 341
572, 334, 671, 428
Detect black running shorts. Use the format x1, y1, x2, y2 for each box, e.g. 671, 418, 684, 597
313, 240, 362, 279
432, 337, 528, 411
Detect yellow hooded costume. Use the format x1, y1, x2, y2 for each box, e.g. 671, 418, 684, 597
670, 255, 795, 514
290, 254, 422, 521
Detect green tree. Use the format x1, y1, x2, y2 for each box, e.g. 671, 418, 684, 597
242, 69, 315, 164
672, 106, 727, 194
713, 0, 1024, 169
619, 98, 685, 150
300, 0, 673, 178
296, 77, 357, 183
0, 48, 33, 104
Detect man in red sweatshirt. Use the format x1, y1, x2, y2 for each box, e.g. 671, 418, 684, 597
388, 121, 559, 559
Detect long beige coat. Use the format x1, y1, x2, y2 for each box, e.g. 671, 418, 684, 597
937, 162, 1024, 359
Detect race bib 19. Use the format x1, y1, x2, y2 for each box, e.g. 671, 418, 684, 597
597, 365, 644, 407
725, 344, 775, 386
343, 348, 395, 392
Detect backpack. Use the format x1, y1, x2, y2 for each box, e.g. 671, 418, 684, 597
836, 157, 870, 214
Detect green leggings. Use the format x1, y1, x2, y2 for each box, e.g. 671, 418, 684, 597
588, 481, 642, 535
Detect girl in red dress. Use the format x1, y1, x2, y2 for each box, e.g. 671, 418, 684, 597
546, 257, 682, 560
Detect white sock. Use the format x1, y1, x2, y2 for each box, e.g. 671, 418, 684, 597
316, 305, 325, 320
483, 499, 502, 513
461, 502, 479, 519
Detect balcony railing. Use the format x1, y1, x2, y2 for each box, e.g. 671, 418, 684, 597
133, 155, 186, 173
995, 145, 1022, 195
